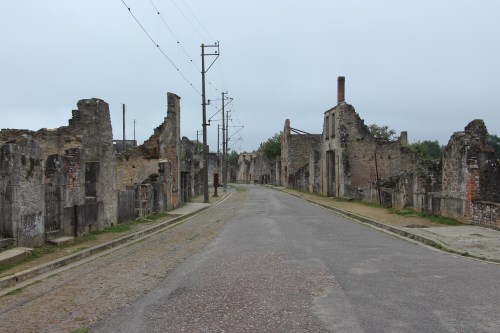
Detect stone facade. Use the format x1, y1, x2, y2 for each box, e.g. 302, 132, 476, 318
0, 98, 117, 244
236, 153, 275, 184
0, 93, 189, 248
280, 119, 322, 191
439, 119, 500, 225
115, 93, 187, 223
0, 136, 45, 246
237, 153, 256, 183
322, 101, 423, 200
317, 76, 500, 227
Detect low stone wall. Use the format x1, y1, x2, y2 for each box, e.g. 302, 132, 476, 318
471, 201, 500, 229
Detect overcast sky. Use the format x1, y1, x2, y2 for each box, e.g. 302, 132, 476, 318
1, 1, 499, 153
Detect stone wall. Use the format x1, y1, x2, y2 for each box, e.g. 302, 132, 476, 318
115, 92, 184, 213
237, 153, 255, 183
440, 119, 500, 224
318, 77, 500, 228
0, 98, 117, 242
281, 119, 321, 189
0, 136, 45, 246
138, 93, 182, 209
250, 154, 275, 184
0, 93, 190, 247
116, 149, 159, 192
322, 102, 423, 200
471, 201, 500, 228
180, 137, 195, 203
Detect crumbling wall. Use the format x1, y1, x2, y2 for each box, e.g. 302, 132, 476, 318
115, 92, 184, 215
281, 119, 321, 189
280, 120, 291, 187
115, 148, 158, 192
180, 137, 195, 203
275, 157, 282, 186
0, 98, 117, 241
321, 100, 438, 209
441, 119, 500, 225
0, 136, 45, 246
249, 154, 275, 184
140, 93, 181, 208
309, 147, 322, 194
237, 153, 254, 183
44, 148, 84, 237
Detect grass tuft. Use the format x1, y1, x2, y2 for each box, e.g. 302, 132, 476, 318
70, 328, 89, 333
6, 288, 23, 296
389, 208, 461, 225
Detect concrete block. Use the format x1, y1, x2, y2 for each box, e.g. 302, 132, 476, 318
0, 247, 33, 265
47, 236, 75, 246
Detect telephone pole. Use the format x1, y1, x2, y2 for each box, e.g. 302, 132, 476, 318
133, 119, 137, 146
122, 104, 126, 152
201, 42, 219, 203
221, 92, 232, 192
225, 109, 231, 191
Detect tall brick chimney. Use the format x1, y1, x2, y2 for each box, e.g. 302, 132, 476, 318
337, 76, 345, 105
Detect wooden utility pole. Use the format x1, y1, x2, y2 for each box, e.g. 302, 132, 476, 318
122, 104, 126, 152
221, 92, 226, 192
133, 119, 136, 146
224, 109, 230, 191
201, 42, 219, 203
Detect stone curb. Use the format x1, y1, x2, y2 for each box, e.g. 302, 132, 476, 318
270, 187, 498, 264
0, 194, 231, 290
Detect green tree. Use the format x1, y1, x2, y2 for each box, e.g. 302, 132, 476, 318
409, 140, 442, 160
488, 134, 500, 159
259, 132, 282, 159
368, 124, 396, 140
227, 150, 239, 165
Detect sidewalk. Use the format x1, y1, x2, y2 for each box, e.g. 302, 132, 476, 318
273, 186, 500, 264
0, 192, 229, 291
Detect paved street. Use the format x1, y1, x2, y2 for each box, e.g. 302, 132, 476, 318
93, 185, 500, 333
1, 185, 500, 332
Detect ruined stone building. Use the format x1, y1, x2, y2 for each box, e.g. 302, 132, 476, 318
322, 76, 424, 202
0, 99, 117, 247
319, 76, 500, 228
115, 93, 193, 222
236, 153, 256, 183
236, 153, 275, 184
438, 120, 500, 227
280, 120, 322, 192
0, 92, 195, 248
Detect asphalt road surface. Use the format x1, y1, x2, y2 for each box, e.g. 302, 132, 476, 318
92, 185, 500, 333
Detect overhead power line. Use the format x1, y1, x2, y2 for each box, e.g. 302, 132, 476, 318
179, 0, 216, 42
120, 0, 201, 96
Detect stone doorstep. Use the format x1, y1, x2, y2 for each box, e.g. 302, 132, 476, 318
47, 237, 75, 246
0, 248, 33, 265
0, 238, 14, 249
